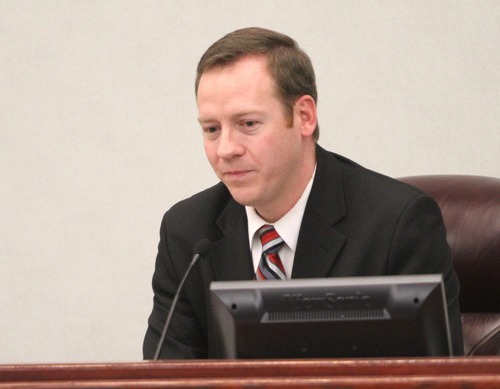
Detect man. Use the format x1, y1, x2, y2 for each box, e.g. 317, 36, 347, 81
143, 27, 463, 359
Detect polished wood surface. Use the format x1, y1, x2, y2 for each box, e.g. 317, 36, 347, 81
1, 357, 499, 388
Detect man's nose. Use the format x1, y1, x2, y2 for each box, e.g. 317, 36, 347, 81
216, 128, 244, 159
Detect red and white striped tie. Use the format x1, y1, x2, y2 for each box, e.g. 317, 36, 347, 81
255, 224, 286, 280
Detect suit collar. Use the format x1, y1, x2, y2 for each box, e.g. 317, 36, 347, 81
209, 199, 254, 281
292, 145, 347, 278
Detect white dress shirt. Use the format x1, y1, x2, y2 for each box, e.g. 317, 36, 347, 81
245, 166, 316, 279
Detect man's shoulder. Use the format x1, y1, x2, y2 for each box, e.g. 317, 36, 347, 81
166, 182, 231, 220
317, 146, 425, 208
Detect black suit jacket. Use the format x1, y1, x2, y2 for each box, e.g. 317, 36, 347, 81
143, 145, 463, 358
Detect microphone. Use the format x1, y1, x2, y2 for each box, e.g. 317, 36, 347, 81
153, 239, 212, 360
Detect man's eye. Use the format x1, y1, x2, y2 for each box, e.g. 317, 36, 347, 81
240, 120, 259, 130
202, 126, 220, 139
204, 126, 218, 133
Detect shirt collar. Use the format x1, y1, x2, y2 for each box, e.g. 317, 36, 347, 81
246, 165, 316, 251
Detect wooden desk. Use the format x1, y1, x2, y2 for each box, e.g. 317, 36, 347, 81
1, 357, 499, 388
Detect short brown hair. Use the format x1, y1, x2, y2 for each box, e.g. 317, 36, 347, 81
195, 27, 319, 141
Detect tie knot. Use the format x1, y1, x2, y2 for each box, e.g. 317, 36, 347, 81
258, 224, 284, 254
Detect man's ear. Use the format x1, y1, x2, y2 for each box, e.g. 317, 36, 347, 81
295, 95, 317, 137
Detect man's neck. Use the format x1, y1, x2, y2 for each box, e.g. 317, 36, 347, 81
255, 145, 316, 222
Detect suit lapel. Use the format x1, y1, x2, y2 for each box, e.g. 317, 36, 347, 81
292, 145, 347, 278
208, 198, 254, 281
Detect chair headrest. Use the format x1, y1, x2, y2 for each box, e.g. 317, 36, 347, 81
399, 175, 500, 313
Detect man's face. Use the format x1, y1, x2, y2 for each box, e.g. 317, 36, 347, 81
197, 55, 315, 222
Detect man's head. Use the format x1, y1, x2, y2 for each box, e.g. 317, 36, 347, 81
196, 28, 318, 222
195, 27, 319, 141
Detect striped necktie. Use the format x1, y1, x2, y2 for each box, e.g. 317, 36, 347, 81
255, 224, 286, 280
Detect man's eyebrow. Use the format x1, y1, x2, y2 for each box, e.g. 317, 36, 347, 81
234, 111, 261, 118
198, 111, 263, 124
197, 114, 219, 124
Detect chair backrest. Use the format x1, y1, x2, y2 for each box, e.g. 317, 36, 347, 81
399, 175, 500, 355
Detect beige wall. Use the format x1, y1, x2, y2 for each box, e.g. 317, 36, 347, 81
0, 0, 499, 363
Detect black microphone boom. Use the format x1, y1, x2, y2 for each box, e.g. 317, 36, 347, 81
153, 239, 212, 360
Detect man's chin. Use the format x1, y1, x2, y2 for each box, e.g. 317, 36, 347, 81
226, 187, 258, 208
